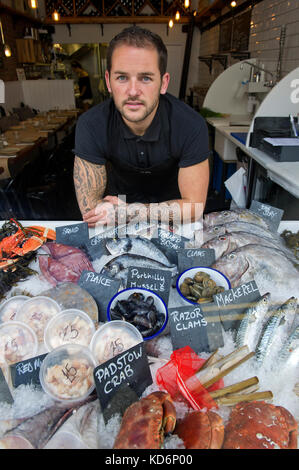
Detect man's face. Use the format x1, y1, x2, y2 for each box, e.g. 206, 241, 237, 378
105, 44, 169, 130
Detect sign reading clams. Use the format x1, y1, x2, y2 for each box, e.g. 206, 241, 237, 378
78, 271, 121, 322
177, 248, 216, 273
93, 342, 152, 423
55, 222, 89, 247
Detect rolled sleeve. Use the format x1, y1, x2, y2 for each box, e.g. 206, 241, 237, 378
178, 115, 211, 168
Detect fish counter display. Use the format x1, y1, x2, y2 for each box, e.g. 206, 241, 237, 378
0, 209, 298, 450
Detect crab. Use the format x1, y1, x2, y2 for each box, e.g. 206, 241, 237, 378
175, 410, 224, 449
113, 391, 176, 449
0, 219, 56, 271
222, 401, 298, 449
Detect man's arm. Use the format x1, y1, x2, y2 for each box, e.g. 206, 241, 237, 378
73, 156, 107, 217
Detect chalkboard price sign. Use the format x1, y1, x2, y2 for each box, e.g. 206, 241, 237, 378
177, 248, 216, 273
126, 266, 172, 305
0, 367, 14, 404
168, 304, 224, 354
93, 342, 152, 423
250, 201, 284, 232
56, 222, 89, 247
78, 270, 121, 322
152, 228, 189, 266
10, 353, 47, 388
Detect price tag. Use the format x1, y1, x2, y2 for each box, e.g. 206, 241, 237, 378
93, 342, 152, 424
126, 267, 172, 305
10, 353, 47, 388
0, 367, 14, 404
168, 304, 224, 354
78, 270, 121, 322
85, 235, 109, 261
250, 200, 284, 232
177, 248, 216, 273
56, 222, 89, 247
212, 280, 261, 331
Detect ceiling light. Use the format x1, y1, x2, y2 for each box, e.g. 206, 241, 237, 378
184, 0, 190, 8
4, 45, 12, 57
29, 0, 38, 8
168, 19, 174, 28
175, 11, 180, 20
231, 1, 237, 7
52, 10, 60, 21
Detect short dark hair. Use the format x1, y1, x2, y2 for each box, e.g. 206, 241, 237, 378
106, 26, 168, 77
71, 61, 82, 69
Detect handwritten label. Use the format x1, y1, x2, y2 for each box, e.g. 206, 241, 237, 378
152, 228, 189, 265
126, 267, 172, 305
10, 353, 47, 388
177, 248, 216, 273
168, 305, 224, 353
0, 367, 14, 404
212, 281, 261, 331
250, 200, 284, 232
93, 342, 152, 423
78, 270, 121, 322
56, 222, 89, 246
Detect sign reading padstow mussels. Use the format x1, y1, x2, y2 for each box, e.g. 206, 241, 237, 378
55, 222, 89, 247
126, 267, 172, 304
212, 280, 261, 331
78, 271, 121, 322
10, 353, 47, 388
250, 200, 284, 232
168, 304, 224, 353
93, 342, 152, 423
177, 248, 216, 273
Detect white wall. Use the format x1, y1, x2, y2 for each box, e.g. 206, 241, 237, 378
52, 23, 188, 98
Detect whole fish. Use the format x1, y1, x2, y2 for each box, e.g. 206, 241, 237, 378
202, 221, 281, 244
204, 209, 270, 230
101, 254, 178, 282
276, 325, 299, 366
43, 401, 101, 449
202, 231, 292, 262
106, 236, 174, 268
92, 221, 157, 240
212, 245, 299, 302
235, 292, 271, 351
255, 297, 298, 365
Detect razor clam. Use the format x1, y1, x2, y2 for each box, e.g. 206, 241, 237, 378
255, 297, 297, 365
106, 236, 174, 268
235, 293, 271, 351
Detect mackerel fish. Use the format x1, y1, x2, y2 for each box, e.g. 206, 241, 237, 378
235, 292, 271, 351
255, 297, 298, 366
276, 325, 299, 367
106, 236, 174, 268
203, 209, 270, 230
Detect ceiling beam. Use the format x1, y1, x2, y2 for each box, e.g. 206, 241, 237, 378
44, 15, 194, 25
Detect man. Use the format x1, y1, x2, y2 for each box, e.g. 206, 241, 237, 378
71, 61, 93, 112
73, 26, 210, 227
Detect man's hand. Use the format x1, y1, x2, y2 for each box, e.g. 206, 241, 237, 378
83, 195, 127, 227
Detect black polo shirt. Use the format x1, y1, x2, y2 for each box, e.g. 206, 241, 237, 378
73, 93, 210, 202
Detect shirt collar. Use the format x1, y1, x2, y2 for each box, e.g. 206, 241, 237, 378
119, 102, 162, 142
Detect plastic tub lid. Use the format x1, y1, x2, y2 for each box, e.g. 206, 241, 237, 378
90, 320, 143, 366
44, 309, 96, 351
15, 296, 61, 343
0, 296, 30, 323
39, 343, 96, 405
0, 321, 38, 366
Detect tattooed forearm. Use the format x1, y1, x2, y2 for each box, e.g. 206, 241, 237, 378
73, 156, 107, 216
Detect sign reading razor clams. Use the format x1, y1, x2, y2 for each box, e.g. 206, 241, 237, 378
168, 305, 224, 353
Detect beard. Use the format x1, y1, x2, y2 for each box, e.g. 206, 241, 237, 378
112, 93, 160, 124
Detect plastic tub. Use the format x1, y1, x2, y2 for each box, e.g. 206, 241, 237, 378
0, 296, 30, 323
15, 296, 61, 342
44, 309, 96, 351
107, 288, 168, 341
0, 321, 38, 366
90, 320, 143, 365
39, 343, 96, 405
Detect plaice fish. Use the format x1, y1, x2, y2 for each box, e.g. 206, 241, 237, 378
203, 209, 270, 230
201, 221, 282, 245
255, 297, 298, 365
235, 292, 271, 350
212, 244, 299, 302
202, 232, 292, 262
43, 400, 100, 449
106, 236, 174, 268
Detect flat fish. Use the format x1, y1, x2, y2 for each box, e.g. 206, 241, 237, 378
204, 209, 270, 230
255, 297, 298, 365
43, 400, 100, 449
202, 231, 289, 262
212, 244, 299, 303
235, 293, 271, 351
106, 236, 174, 268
